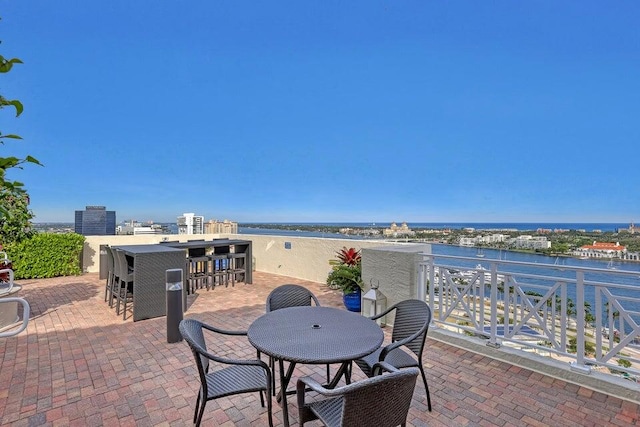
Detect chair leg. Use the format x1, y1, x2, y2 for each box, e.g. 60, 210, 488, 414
266, 387, 273, 427
194, 390, 202, 424
115, 281, 122, 315
419, 365, 432, 411
195, 398, 207, 427
122, 286, 128, 320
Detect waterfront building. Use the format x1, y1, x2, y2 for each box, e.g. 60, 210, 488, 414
459, 234, 507, 246
177, 213, 204, 235
618, 222, 639, 234
74, 206, 115, 236
383, 221, 415, 237
574, 241, 626, 259
510, 235, 551, 250
204, 219, 238, 234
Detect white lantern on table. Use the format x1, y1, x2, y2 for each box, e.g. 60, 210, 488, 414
362, 279, 387, 327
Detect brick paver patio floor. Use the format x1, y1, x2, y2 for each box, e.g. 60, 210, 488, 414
1, 272, 639, 426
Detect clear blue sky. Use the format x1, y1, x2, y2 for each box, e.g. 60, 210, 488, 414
2, 2, 639, 224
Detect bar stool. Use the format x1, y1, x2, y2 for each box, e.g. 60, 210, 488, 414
208, 254, 228, 289
104, 246, 117, 307
187, 255, 210, 293
227, 252, 247, 286
113, 249, 134, 320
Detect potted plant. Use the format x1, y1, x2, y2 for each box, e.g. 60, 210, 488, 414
326, 247, 363, 312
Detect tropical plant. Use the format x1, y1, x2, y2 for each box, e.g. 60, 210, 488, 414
0, 191, 34, 246
331, 247, 361, 267
1, 20, 42, 220
327, 247, 363, 294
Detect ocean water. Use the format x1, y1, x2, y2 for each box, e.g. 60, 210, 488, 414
241, 222, 630, 232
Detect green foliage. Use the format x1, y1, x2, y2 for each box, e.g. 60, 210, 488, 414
326, 247, 363, 294
1, 22, 43, 216
617, 358, 632, 368
330, 247, 362, 266
567, 336, 595, 355
0, 192, 35, 245
6, 233, 85, 278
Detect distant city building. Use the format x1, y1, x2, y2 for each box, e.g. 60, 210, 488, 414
74, 206, 116, 236
117, 220, 166, 235
204, 219, 238, 234
177, 213, 204, 235
618, 222, 638, 234
510, 235, 551, 250
459, 234, 506, 246
339, 227, 381, 236
574, 241, 626, 259
383, 222, 416, 238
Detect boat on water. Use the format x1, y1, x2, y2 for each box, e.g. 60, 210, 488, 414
455, 264, 506, 282
607, 259, 617, 270
476, 248, 485, 258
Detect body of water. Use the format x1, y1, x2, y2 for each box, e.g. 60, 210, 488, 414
239, 225, 640, 327
241, 222, 631, 232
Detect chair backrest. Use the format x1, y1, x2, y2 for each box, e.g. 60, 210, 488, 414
266, 284, 320, 312
339, 366, 418, 427
113, 249, 131, 279
391, 299, 431, 357
111, 248, 122, 278
179, 319, 211, 381
105, 246, 115, 274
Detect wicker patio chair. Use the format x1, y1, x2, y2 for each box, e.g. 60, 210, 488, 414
179, 319, 273, 427
113, 249, 134, 319
103, 246, 116, 307
266, 284, 320, 311
352, 299, 433, 411
263, 284, 329, 393
297, 361, 418, 427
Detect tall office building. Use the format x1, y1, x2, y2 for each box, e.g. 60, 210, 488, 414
74, 206, 116, 236
177, 213, 205, 235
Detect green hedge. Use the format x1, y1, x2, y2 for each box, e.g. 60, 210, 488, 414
6, 233, 85, 279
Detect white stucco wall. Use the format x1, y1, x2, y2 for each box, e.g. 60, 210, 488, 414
361, 244, 431, 324
83, 234, 421, 284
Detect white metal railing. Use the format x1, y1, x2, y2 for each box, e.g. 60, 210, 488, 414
418, 254, 640, 382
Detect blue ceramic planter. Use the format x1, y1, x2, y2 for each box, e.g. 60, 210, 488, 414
342, 287, 362, 312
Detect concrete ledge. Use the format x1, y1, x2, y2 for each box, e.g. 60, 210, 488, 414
429, 326, 640, 405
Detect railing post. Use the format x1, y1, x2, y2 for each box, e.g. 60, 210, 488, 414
417, 253, 427, 302
571, 271, 591, 374
487, 263, 500, 348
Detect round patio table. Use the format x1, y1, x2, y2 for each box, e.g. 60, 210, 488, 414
248, 306, 384, 427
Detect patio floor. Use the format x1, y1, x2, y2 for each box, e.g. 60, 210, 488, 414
1, 272, 639, 426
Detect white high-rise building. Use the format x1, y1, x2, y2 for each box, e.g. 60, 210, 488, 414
177, 213, 205, 235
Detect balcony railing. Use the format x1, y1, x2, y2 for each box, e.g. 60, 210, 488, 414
418, 254, 640, 382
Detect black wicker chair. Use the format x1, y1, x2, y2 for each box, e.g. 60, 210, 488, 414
352, 299, 433, 411
266, 284, 320, 311
179, 319, 273, 427
297, 362, 418, 427
262, 284, 327, 394
113, 249, 134, 319
103, 246, 116, 306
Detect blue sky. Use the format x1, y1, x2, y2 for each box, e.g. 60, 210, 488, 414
2, 2, 639, 224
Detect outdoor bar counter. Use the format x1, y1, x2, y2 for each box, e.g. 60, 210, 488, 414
113, 244, 187, 321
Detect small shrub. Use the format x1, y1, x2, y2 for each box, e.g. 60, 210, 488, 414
7, 233, 84, 278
